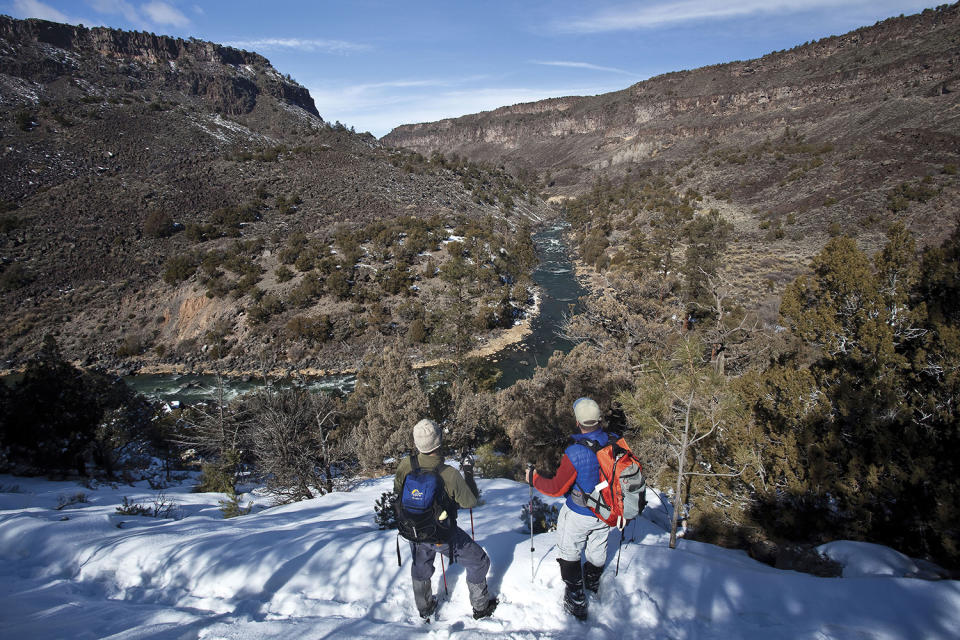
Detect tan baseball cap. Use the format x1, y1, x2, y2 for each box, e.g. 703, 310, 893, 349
573, 397, 601, 427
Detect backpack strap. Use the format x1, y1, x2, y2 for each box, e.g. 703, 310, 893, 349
570, 436, 608, 503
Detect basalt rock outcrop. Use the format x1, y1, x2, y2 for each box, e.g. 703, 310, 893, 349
384, 4, 960, 241
0, 16, 318, 117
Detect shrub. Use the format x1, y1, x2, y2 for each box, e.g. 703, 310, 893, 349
294, 247, 318, 272
116, 332, 145, 357
944, 163, 958, 175
0, 262, 33, 291
380, 265, 412, 295
116, 493, 180, 519
286, 314, 332, 342
286, 272, 324, 308
245, 387, 340, 502
143, 210, 175, 238
247, 293, 284, 324
55, 492, 89, 510
327, 270, 351, 299
520, 496, 560, 533
374, 491, 398, 529
275, 265, 294, 282
195, 461, 236, 494
219, 493, 252, 518
474, 443, 518, 479
162, 254, 198, 285
408, 317, 428, 344
184, 223, 220, 242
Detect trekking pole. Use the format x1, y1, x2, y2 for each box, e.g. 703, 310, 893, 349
527, 462, 535, 582
440, 553, 449, 595
470, 509, 475, 540
615, 529, 625, 576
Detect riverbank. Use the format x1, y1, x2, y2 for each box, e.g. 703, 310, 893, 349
415, 290, 541, 369
0, 293, 542, 382
571, 257, 608, 297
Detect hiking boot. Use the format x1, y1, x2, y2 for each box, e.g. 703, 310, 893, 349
419, 595, 438, 620
558, 558, 588, 621
583, 562, 603, 594
563, 586, 588, 621
472, 597, 498, 619
413, 579, 437, 619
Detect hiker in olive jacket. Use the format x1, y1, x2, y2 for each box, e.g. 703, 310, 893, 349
394, 418, 498, 620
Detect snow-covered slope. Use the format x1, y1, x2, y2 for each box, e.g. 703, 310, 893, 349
1, 472, 958, 639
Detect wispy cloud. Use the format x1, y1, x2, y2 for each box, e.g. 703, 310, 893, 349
531, 60, 639, 76
553, 0, 895, 33
142, 1, 190, 27
86, 0, 190, 29
88, 0, 139, 23
224, 38, 370, 55
11, 0, 86, 24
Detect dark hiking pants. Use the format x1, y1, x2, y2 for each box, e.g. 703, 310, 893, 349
410, 526, 491, 612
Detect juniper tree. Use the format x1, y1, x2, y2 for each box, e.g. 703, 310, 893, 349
681, 209, 732, 314
772, 225, 960, 565
497, 344, 633, 473
348, 343, 429, 472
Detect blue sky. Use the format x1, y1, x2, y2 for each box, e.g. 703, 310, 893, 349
4, 0, 940, 137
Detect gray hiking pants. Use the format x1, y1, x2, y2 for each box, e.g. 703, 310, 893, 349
556, 504, 611, 566
410, 526, 491, 612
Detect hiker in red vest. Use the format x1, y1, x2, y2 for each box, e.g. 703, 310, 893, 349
525, 397, 612, 620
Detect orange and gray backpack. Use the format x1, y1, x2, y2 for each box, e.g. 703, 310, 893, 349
575, 435, 646, 530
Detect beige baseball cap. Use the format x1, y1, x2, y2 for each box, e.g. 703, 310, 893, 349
573, 397, 601, 427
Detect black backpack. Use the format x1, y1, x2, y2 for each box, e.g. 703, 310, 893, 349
395, 455, 456, 543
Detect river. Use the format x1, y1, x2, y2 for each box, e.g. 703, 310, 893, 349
123, 222, 585, 403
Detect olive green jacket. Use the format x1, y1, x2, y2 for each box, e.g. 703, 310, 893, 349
394, 452, 478, 512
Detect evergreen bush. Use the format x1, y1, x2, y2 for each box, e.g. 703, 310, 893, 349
219, 492, 252, 518
474, 443, 518, 479
374, 491, 398, 529
195, 459, 237, 494
520, 496, 559, 534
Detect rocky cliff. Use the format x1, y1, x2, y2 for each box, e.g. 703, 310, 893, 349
383, 4, 960, 209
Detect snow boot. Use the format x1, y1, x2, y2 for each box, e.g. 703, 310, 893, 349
472, 597, 499, 619
583, 562, 603, 594
557, 558, 588, 621
468, 581, 498, 619
413, 579, 437, 620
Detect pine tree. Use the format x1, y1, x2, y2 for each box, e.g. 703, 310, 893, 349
619, 336, 741, 548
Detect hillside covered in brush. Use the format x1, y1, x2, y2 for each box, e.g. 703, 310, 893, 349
0, 17, 550, 374
385, 4, 960, 307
